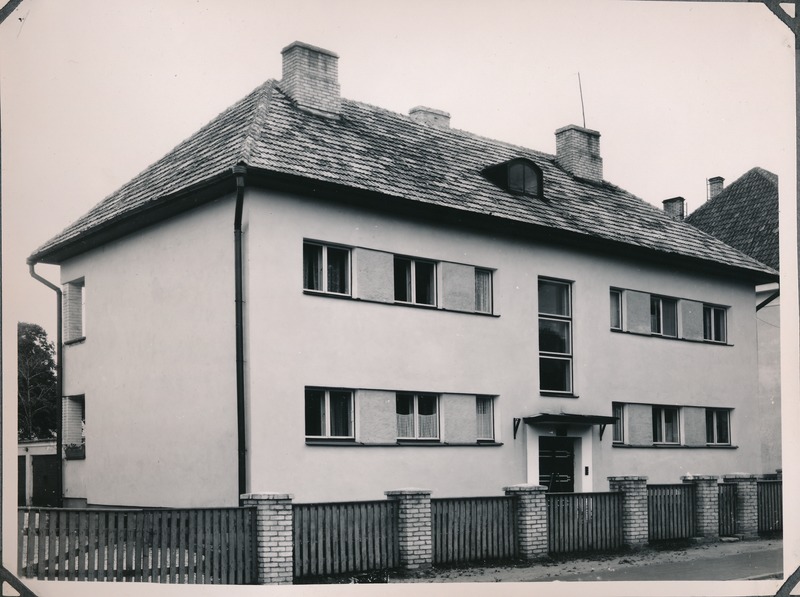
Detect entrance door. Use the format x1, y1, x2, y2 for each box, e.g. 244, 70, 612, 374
539, 436, 574, 492
31, 455, 59, 507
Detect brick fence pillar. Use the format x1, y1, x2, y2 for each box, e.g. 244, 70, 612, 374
503, 484, 548, 559
385, 489, 433, 570
681, 475, 719, 541
722, 474, 759, 539
608, 476, 649, 549
240, 493, 294, 585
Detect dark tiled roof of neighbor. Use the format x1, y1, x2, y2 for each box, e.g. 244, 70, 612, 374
685, 167, 780, 271
30, 80, 776, 280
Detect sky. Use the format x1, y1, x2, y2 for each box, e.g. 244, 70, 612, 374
1, 0, 795, 339
1, 1, 798, 592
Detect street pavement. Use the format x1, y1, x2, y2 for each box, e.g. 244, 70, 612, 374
549, 546, 783, 582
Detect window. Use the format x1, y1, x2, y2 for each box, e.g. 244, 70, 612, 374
538, 279, 572, 393
610, 289, 622, 330
476, 396, 494, 440
394, 257, 436, 305
703, 305, 727, 343
475, 269, 493, 313
612, 402, 624, 443
652, 406, 680, 444
303, 242, 350, 295
650, 296, 677, 337
65, 280, 85, 341
706, 408, 731, 445
305, 388, 354, 438
64, 395, 86, 459
396, 393, 439, 439
482, 158, 543, 198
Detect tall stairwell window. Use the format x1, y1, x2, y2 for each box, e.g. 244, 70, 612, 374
64, 279, 85, 342
538, 278, 573, 394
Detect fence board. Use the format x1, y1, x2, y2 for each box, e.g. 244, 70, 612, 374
648, 484, 696, 541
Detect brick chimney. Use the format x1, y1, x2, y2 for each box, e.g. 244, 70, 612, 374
708, 176, 724, 200
555, 125, 603, 182
662, 197, 686, 220
409, 106, 450, 128
280, 41, 341, 118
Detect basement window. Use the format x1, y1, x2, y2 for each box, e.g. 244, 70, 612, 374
482, 158, 543, 198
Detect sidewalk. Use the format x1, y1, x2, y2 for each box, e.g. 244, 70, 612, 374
393, 538, 783, 583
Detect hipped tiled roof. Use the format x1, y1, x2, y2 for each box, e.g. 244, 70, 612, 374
30, 80, 776, 281
685, 167, 779, 271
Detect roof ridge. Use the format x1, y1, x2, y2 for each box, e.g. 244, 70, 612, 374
688, 166, 778, 220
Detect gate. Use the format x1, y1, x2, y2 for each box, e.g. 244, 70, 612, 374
546, 492, 623, 554
718, 483, 736, 536
757, 480, 782, 534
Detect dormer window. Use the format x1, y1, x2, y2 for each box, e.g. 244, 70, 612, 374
482, 158, 543, 198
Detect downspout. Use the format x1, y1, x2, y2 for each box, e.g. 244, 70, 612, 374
233, 164, 247, 501
27, 262, 63, 507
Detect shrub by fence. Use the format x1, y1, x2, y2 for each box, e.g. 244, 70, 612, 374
431, 496, 517, 564
547, 492, 623, 554
757, 480, 782, 534
18, 507, 256, 584
293, 500, 398, 579
647, 485, 696, 541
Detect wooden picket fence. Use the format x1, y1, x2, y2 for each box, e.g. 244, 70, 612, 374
718, 483, 737, 537
431, 496, 518, 564
546, 492, 623, 554
647, 484, 696, 541
293, 500, 399, 580
18, 507, 256, 584
757, 480, 782, 534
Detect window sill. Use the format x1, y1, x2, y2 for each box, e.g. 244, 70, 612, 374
540, 392, 579, 399
609, 328, 732, 346
64, 336, 86, 346
305, 438, 357, 446
613, 443, 738, 449
305, 440, 503, 447
303, 290, 500, 317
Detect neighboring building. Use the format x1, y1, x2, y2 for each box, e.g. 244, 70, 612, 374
685, 168, 781, 475
28, 42, 778, 508
18, 439, 58, 507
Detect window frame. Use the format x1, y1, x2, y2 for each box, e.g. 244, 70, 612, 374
652, 406, 681, 444
396, 393, 440, 440
612, 402, 624, 444
303, 241, 352, 296
304, 388, 355, 440
650, 296, 678, 338
538, 278, 573, 394
706, 408, 731, 445
610, 288, 622, 331
394, 256, 437, 306
703, 304, 728, 344
475, 268, 493, 314
476, 395, 495, 441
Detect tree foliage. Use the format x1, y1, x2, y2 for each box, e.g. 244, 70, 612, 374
18, 322, 57, 440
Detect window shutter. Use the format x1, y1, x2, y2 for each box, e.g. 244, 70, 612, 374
439, 395, 478, 443
680, 300, 704, 341
625, 403, 653, 444
682, 406, 706, 446
354, 249, 394, 303
625, 291, 651, 335
441, 262, 476, 312
356, 390, 397, 443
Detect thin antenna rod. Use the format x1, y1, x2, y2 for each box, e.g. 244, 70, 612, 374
577, 72, 586, 128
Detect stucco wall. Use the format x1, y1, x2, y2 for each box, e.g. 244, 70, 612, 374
241, 188, 763, 501
60, 197, 239, 507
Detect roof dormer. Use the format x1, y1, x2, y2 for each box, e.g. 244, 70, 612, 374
482, 158, 543, 198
